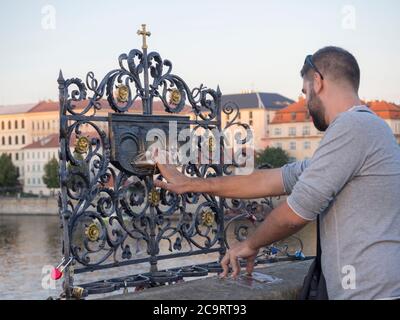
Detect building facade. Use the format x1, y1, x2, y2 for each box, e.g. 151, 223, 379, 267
22, 134, 59, 195
220, 92, 294, 151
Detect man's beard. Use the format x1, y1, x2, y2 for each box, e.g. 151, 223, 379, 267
308, 87, 328, 132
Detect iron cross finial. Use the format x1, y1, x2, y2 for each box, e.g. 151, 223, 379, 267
137, 24, 151, 49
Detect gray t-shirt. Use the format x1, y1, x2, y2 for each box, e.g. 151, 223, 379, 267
282, 105, 400, 300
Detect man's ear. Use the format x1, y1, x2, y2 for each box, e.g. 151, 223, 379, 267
313, 73, 323, 94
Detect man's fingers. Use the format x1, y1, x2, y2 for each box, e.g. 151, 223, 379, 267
153, 180, 170, 191
246, 256, 256, 276
230, 252, 241, 279
220, 251, 230, 278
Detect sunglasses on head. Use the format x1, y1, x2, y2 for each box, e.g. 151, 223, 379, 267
304, 55, 324, 80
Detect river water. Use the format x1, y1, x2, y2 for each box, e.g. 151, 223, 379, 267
0, 215, 315, 300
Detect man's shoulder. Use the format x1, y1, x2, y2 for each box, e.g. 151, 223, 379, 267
327, 109, 382, 137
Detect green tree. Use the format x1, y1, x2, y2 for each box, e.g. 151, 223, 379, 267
255, 147, 290, 168
43, 157, 59, 193
0, 153, 19, 193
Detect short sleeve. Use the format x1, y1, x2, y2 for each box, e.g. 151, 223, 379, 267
287, 113, 367, 221
281, 159, 311, 195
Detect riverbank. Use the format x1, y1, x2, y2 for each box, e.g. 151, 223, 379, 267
0, 197, 58, 215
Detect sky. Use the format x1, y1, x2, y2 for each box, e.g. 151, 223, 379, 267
0, 0, 399, 105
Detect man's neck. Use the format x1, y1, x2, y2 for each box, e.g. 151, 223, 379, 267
325, 92, 362, 125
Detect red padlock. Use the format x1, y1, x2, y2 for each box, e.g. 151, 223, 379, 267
51, 257, 72, 281
51, 267, 63, 280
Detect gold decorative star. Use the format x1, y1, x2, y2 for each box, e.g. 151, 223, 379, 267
85, 223, 100, 242
75, 136, 90, 154
201, 209, 214, 227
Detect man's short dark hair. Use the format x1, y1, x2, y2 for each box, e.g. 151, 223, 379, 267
301, 46, 361, 92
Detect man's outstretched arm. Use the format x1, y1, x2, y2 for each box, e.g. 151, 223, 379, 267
154, 163, 286, 199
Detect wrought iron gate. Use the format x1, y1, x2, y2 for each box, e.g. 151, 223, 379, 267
57, 25, 303, 299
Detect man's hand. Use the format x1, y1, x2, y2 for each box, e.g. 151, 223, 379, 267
220, 241, 259, 279
154, 162, 193, 195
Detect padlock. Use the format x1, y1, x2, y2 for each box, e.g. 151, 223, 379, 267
51, 257, 73, 281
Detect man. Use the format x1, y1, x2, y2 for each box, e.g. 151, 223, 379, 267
154, 47, 400, 300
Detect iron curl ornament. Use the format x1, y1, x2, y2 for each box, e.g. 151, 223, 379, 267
56, 25, 304, 299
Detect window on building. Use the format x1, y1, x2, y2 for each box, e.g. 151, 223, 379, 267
289, 127, 296, 136
275, 142, 283, 149
1, 137, 4, 145
21, 120, 25, 129
15, 136, 18, 145
8, 121, 11, 130
8, 136, 12, 145
15, 120, 18, 129
249, 111, 253, 119
27, 178, 31, 185
22, 153, 24, 160
42, 121, 45, 130
289, 141, 296, 150
27, 165, 30, 172
291, 112, 296, 121
1, 121, 4, 130
274, 128, 282, 136
47, 122, 50, 130
302, 126, 310, 136
304, 141, 311, 150
22, 135, 25, 144
16, 153, 19, 161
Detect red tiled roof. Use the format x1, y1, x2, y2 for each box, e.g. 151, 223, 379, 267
22, 134, 59, 150
28, 99, 192, 114
367, 100, 400, 119
271, 97, 311, 124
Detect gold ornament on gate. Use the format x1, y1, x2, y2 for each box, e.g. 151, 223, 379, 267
148, 188, 160, 207
75, 136, 90, 154
201, 209, 214, 227
207, 136, 216, 153
116, 84, 129, 103
85, 223, 100, 242
169, 89, 181, 105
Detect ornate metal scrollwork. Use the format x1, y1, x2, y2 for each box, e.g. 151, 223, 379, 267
57, 25, 300, 299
